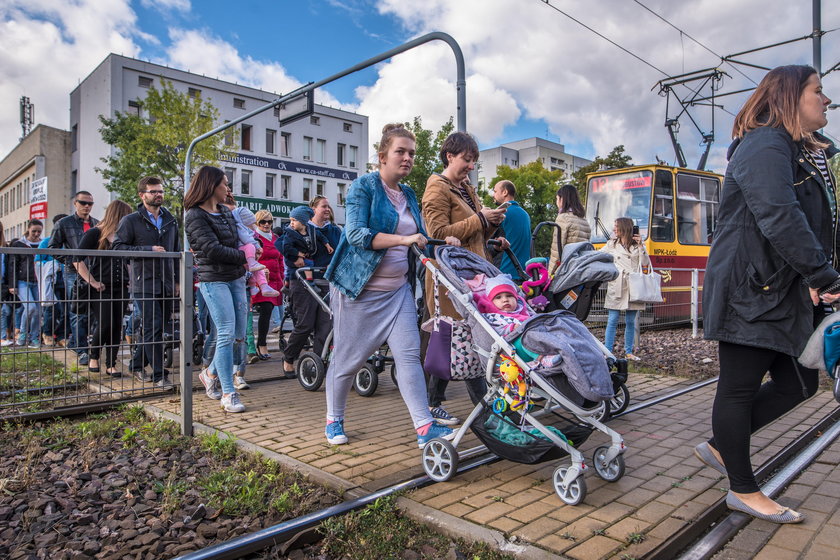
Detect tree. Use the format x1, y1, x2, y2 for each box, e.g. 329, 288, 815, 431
97, 79, 235, 220
485, 161, 566, 258
571, 145, 633, 202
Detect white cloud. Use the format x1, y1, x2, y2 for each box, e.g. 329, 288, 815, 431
0, 0, 141, 156
141, 0, 190, 12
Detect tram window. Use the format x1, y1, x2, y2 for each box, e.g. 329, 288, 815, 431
651, 170, 674, 242
676, 174, 719, 245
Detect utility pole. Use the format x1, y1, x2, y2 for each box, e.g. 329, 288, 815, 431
813, 0, 821, 74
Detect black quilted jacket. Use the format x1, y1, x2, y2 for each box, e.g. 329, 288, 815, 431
184, 205, 246, 283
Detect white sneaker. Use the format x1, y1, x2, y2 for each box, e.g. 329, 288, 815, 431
221, 392, 246, 413
199, 368, 222, 400
0, 340, 13, 347
233, 375, 250, 390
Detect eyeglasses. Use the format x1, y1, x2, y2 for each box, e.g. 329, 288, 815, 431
144, 190, 164, 195
258, 220, 273, 225
75, 200, 94, 206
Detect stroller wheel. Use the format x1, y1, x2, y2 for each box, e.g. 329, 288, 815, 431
297, 352, 325, 391
553, 466, 587, 506
422, 438, 459, 482
353, 364, 378, 397
609, 384, 630, 415
163, 346, 173, 368
389, 364, 398, 388
593, 446, 625, 482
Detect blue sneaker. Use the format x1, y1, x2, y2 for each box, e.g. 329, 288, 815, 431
417, 422, 454, 448
325, 420, 348, 445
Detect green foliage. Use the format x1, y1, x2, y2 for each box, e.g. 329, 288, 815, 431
484, 160, 566, 258
120, 427, 139, 447
97, 78, 236, 220
198, 459, 297, 517
571, 145, 634, 202
197, 430, 238, 460
627, 532, 646, 544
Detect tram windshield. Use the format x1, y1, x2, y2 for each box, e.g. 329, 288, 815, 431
585, 170, 652, 243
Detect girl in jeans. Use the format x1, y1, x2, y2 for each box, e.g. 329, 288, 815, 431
324, 123, 460, 448
9, 220, 44, 348
600, 217, 649, 361
185, 166, 249, 413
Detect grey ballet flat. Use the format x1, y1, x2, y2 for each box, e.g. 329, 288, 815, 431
694, 442, 727, 476
725, 491, 804, 524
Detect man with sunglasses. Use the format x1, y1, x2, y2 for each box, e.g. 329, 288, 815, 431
49, 191, 98, 363
114, 176, 180, 389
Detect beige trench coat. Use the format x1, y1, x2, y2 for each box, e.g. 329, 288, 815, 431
600, 240, 651, 311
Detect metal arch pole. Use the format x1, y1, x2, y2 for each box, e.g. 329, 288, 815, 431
182, 30, 466, 228
813, 0, 821, 75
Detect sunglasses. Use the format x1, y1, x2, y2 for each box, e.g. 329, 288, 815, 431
258, 220, 273, 225
76, 200, 94, 206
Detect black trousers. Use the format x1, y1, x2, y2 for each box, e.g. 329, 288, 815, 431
284, 279, 331, 363
709, 341, 818, 493
89, 290, 127, 368
254, 301, 273, 347
428, 375, 487, 408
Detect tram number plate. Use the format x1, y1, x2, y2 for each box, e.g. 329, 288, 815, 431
560, 290, 579, 309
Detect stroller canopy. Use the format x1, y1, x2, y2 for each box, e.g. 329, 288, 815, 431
549, 242, 618, 294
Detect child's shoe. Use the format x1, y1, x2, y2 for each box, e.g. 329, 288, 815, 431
249, 286, 260, 296
247, 257, 266, 272
259, 285, 281, 298
417, 422, 455, 448
325, 420, 348, 445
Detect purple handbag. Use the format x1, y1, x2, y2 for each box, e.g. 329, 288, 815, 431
423, 321, 452, 380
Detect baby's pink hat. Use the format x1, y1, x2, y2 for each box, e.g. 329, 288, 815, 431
486, 274, 517, 301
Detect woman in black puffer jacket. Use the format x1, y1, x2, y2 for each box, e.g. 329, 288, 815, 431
185, 166, 248, 413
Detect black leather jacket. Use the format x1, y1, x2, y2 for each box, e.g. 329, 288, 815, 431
112, 205, 180, 296
185, 205, 246, 283
48, 213, 99, 266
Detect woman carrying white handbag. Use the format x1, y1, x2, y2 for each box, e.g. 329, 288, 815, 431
600, 217, 652, 361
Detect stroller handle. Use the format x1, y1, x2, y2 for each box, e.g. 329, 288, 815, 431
410, 238, 447, 258
294, 266, 327, 282
487, 239, 528, 282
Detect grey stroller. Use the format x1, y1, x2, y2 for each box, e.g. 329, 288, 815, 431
417, 245, 626, 505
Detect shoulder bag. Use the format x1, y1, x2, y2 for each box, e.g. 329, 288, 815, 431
628, 252, 663, 304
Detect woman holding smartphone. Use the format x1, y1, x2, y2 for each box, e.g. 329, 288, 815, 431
699, 65, 839, 524
599, 217, 649, 360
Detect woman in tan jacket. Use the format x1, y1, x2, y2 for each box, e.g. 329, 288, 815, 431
600, 217, 650, 360
548, 184, 591, 272
421, 131, 508, 424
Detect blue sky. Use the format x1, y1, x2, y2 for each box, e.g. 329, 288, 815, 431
2, 0, 839, 172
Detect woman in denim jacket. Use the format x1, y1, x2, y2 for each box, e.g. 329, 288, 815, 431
324, 123, 459, 448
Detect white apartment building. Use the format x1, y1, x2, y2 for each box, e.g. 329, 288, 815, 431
69, 54, 368, 223
477, 137, 592, 190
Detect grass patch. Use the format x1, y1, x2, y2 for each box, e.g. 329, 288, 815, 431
319, 496, 515, 560
0, 349, 76, 412
197, 430, 238, 460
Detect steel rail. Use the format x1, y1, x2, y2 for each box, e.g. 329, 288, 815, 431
648, 406, 840, 560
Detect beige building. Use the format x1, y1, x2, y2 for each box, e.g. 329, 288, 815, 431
0, 125, 71, 240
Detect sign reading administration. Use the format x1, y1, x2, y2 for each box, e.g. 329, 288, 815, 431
221, 152, 358, 181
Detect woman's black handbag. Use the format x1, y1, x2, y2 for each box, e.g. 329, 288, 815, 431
70, 278, 91, 315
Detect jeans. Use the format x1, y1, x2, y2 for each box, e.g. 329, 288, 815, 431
16, 281, 41, 346
200, 278, 248, 395
709, 342, 818, 493
64, 270, 89, 354
604, 309, 638, 355
0, 301, 17, 340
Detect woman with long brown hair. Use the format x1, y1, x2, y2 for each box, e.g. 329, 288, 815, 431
699, 65, 839, 524
600, 216, 649, 361
548, 184, 591, 271
73, 200, 133, 376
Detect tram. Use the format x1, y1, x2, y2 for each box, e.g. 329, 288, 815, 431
584, 165, 722, 323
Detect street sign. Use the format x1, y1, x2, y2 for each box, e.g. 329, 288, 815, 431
30, 177, 47, 204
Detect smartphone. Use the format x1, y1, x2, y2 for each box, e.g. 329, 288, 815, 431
497, 201, 512, 209
633, 225, 640, 235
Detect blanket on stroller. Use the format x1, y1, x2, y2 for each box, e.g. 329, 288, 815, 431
549, 242, 618, 294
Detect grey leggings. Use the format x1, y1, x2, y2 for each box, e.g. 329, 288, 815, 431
326, 283, 433, 430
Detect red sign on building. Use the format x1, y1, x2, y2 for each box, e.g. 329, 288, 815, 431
30, 201, 47, 220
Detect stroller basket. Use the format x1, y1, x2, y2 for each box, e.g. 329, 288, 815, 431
470, 404, 592, 465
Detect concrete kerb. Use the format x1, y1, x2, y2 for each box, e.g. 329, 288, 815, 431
143, 402, 564, 559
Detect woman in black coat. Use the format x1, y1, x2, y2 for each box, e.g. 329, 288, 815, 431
700, 65, 839, 523
184, 166, 248, 413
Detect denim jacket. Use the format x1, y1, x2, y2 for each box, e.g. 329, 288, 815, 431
326, 172, 427, 299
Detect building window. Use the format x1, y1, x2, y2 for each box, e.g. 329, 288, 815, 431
266, 173, 275, 198
127, 100, 141, 116
337, 183, 346, 206
337, 143, 346, 166
266, 129, 276, 154
303, 178, 312, 201
316, 180, 325, 197
224, 121, 233, 147
316, 139, 326, 163
303, 137, 313, 161
233, 98, 245, 109
71, 125, 78, 152
349, 145, 358, 168
280, 175, 290, 199
138, 76, 153, 88
71, 171, 77, 195
241, 170, 252, 196
280, 132, 291, 157
273, 106, 280, 117
224, 167, 236, 188
241, 124, 252, 151
310, 115, 320, 125
343, 122, 353, 133
188, 87, 201, 98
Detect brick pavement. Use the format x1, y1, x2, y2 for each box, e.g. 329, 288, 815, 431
144, 357, 840, 559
